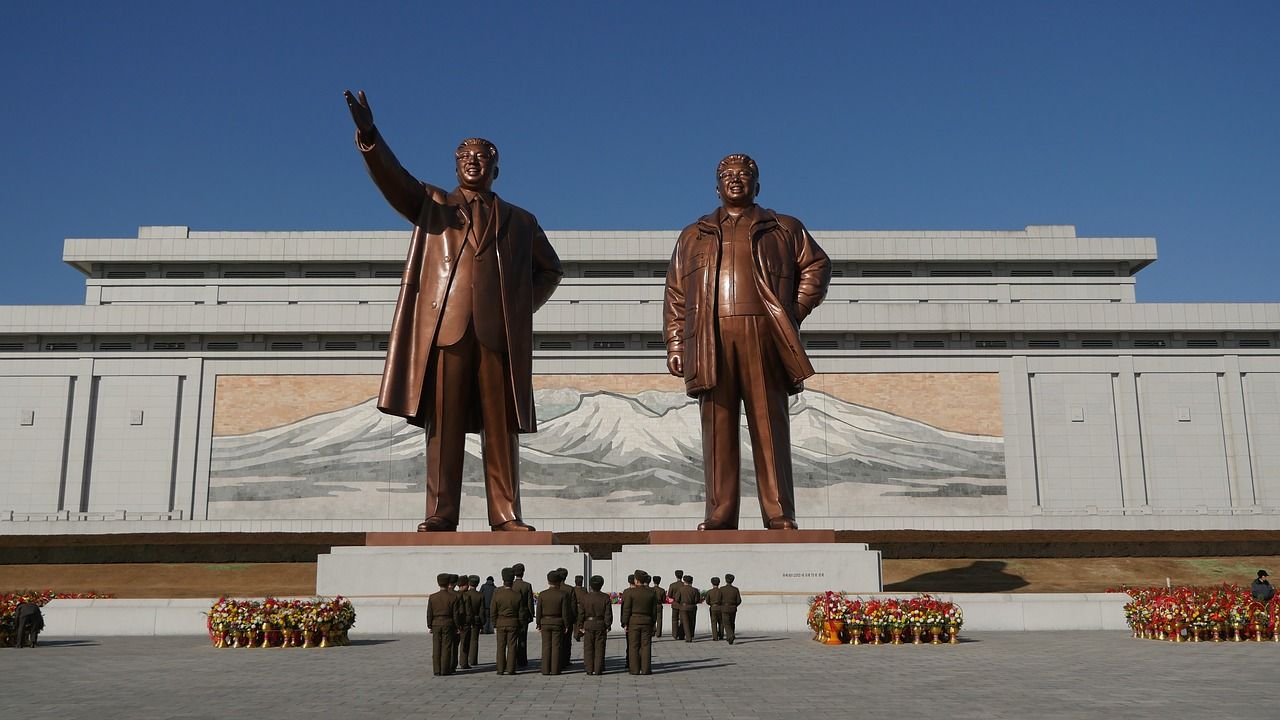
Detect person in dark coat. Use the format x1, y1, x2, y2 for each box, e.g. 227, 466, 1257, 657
480, 576, 497, 634
14, 602, 44, 648
1252, 569, 1275, 601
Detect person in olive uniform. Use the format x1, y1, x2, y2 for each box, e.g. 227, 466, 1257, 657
480, 575, 497, 634
428, 572, 465, 676
622, 570, 659, 675
651, 576, 666, 638
674, 575, 702, 642
667, 570, 685, 639
577, 575, 612, 675
556, 568, 573, 670
447, 573, 462, 671
721, 573, 742, 644
537, 570, 574, 675
455, 575, 475, 668
706, 577, 724, 641
462, 575, 484, 667
492, 567, 529, 674
623, 574, 635, 658
511, 563, 534, 667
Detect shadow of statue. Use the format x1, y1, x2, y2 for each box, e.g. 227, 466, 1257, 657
884, 560, 1029, 592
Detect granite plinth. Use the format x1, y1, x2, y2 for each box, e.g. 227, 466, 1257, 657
316, 544, 588, 597
609, 542, 881, 595
365, 531, 555, 546
648, 529, 835, 544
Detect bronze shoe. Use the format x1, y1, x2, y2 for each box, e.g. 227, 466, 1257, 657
417, 517, 457, 532
492, 519, 536, 532
697, 519, 733, 531
766, 517, 799, 530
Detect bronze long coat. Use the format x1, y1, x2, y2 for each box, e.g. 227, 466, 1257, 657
663, 208, 831, 396
359, 130, 563, 433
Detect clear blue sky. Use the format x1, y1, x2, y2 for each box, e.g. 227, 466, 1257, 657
2, 1, 1277, 305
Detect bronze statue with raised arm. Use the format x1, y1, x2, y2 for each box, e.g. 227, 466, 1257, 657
663, 154, 831, 530
345, 90, 563, 532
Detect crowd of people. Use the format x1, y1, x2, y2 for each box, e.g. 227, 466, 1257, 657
426, 564, 743, 676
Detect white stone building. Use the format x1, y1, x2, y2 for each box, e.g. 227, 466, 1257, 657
3, 224, 1279, 534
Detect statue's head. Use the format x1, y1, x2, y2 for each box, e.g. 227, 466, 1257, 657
455, 137, 499, 192
716, 153, 760, 209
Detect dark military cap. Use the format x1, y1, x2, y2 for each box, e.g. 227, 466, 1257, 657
501, 568, 515, 583
590, 575, 605, 590
636, 571, 651, 584
512, 563, 526, 575
548, 570, 559, 582
469, 575, 480, 585
626, 574, 635, 584
448, 573, 460, 585
575, 575, 584, 585
711, 577, 721, 585
725, 573, 735, 583
652, 575, 662, 584
437, 573, 451, 587
684, 575, 694, 583
674, 570, 684, 578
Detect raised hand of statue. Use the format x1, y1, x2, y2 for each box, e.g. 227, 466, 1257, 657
343, 89, 375, 136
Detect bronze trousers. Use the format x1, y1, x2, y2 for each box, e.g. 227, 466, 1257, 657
626, 617, 653, 674
582, 626, 607, 674
430, 623, 458, 675
495, 624, 518, 674
700, 315, 796, 528
425, 323, 522, 527
539, 622, 565, 675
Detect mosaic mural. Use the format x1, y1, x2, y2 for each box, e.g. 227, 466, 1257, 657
208, 373, 1006, 521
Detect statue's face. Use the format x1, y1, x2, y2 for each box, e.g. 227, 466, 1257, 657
455, 144, 498, 191
716, 161, 759, 208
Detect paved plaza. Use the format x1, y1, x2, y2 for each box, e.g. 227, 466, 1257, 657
0, 631, 1273, 719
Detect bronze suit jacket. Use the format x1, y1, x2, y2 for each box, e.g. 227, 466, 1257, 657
663, 206, 830, 397
358, 129, 563, 432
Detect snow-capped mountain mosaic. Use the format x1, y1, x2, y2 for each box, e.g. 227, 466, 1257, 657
208, 384, 1006, 521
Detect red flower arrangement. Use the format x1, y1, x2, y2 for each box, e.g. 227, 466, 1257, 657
1115, 584, 1280, 642
205, 596, 357, 648
807, 592, 964, 645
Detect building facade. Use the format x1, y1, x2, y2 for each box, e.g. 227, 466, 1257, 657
2, 224, 1279, 533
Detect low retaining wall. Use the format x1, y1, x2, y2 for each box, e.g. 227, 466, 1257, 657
40, 593, 1129, 637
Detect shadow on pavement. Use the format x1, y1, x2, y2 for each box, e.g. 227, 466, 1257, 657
725, 636, 785, 645
14, 639, 100, 648
884, 560, 1029, 592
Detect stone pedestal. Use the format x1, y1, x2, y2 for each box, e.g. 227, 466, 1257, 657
316, 538, 587, 597
609, 541, 881, 595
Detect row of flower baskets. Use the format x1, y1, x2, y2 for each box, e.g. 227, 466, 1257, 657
807, 592, 965, 645
1, 590, 112, 645
1117, 584, 1280, 642
206, 597, 357, 648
